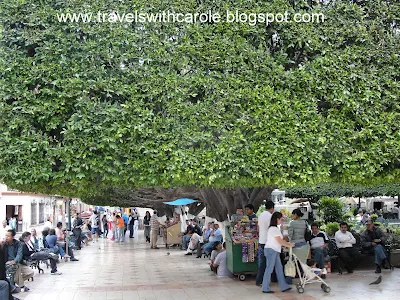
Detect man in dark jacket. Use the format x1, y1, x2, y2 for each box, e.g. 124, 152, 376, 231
361, 221, 389, 273
1, 241, 19, 300
73, 213, 83, 250
20, 232, 61, 275
3, 229, 33, 293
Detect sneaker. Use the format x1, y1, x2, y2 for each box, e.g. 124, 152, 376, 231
51, 271, 62, 275
322, 268, 328, 275
70, 258, 79, 261
21, 287, 30, 292
185, 252, 192, 255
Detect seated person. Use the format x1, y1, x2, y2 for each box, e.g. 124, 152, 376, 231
185, 229, 200, 255
0, 241, 18, 300
191, 220, 202, 236
3, 229, 33, 294
212, 242, 232, 277
334, 222, 362, 273
53, 226, 79, 262
361, 220, 389, 273
307, 259, 322, 275
46, 229, 66, 258
29, 229, 39, 250
309, 223, 329, 279
181, 221, 194, 250
203, 223, 223, 256
245, 204, 257, 220
20, 232, 61, 275
210, 241, 222, 272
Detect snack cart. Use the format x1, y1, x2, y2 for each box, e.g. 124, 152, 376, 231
226, 210, 259, 281
162, 198, 198, 248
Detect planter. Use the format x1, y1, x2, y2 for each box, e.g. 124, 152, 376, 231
390, 249, 400, 267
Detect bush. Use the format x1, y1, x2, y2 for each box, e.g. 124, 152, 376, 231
325, 222, 340, 236
370, 214, 378, 222
318, 197, 345, 224
343, 212, 354, 222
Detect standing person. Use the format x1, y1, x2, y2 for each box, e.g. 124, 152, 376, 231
256, 200, 275, 286
90, 211, 100, 242
287, 209, 310, 284
143, 211, 151, 243
122, 212, 129, 238
245, 204, 257, 220
262, 212, 294, 294
102, 214, 108, 238
111, 213, 117, 241
128, 213, 134, 239
115, 215, 125, 243
73, 213, 83, 250
150, 210, 160, 249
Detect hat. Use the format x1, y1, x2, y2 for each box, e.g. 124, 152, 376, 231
365, 220, 373, 225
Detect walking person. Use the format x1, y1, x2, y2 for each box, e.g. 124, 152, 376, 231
262, 212, 294, 294
144, 211, 151, 243
150, 210, 160, 249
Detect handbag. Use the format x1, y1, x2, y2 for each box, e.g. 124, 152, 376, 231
304, 221, 312, 242
285, 248, 297, 277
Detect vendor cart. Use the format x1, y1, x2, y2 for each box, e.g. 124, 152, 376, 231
226, 226, 259, 281
163, 222, 182, 248
162, 198, 198, 248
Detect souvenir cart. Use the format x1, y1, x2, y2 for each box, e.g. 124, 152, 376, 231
226, 209, 259, 281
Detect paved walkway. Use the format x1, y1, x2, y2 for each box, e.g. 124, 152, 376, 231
17, 231, 400, 300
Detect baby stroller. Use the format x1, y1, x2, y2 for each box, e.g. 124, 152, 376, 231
291, 252, 331, 294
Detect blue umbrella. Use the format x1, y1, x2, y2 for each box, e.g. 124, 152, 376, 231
163, 198, 197, 206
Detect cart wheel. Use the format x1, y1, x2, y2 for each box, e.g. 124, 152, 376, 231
321, 283, 326, 289
239, 274, 246, 281
297, 287, 304, 294
323, 286, 331, 293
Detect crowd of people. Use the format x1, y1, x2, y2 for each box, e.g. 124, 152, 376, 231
254, 201, 393, 293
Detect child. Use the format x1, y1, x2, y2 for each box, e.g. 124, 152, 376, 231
307, 259, 322, 275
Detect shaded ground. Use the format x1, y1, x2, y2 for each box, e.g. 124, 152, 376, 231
18, 231, 400, 300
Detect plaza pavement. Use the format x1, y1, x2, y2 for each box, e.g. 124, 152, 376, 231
17, 231, 400, 300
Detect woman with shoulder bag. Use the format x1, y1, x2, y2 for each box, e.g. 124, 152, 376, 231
262, 212, 294, 293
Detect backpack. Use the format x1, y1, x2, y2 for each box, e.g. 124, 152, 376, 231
304, 220, 312, 242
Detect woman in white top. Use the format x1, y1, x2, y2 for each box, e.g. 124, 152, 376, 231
262, 212, 294, 294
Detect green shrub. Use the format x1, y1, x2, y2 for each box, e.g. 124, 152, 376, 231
318, 197, 345, 224
370, 214, 378, 222
343, 212, 354, 222
325, 222, 340, 236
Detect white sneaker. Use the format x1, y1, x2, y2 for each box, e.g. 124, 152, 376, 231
322, 268, 327, 275
51, 271, 62, 275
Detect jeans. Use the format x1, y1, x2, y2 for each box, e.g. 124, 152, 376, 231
73, 228, 82, 249
116, 227, 124, 242
262, 248, 290, 292
203, 241, 214, 255
256, 244, 266, 285
182, 235, 191, 250
129, 224, 134, 238
312, 248, 328, 269
373, 244, 387, 265
0, 280, 9, 300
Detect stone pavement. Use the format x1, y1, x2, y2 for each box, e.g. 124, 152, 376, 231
17, 232, 400, 300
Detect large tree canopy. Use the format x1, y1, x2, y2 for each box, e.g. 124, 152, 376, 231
0, 0, 399, 204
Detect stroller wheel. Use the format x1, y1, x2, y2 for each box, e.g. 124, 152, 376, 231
321, 283, 330, 292
297, 287, 304, 294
